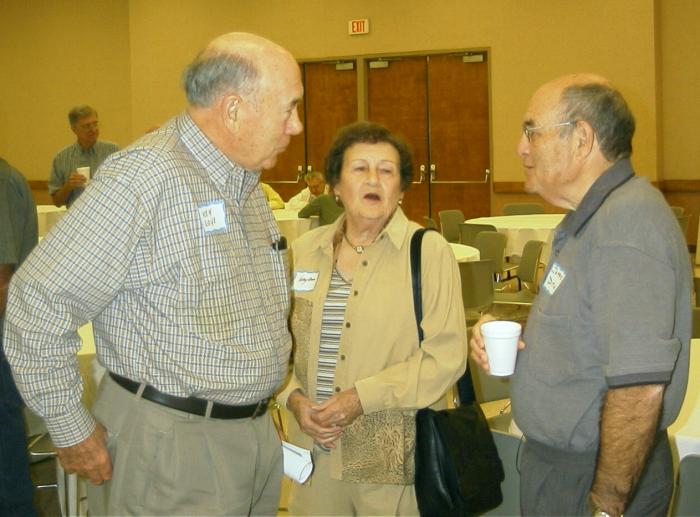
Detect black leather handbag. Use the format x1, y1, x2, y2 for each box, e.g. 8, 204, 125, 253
410, 229, 505, 517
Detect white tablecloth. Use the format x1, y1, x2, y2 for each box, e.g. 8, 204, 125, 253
465, 213, 565, 258
669, 339, 700, 463
449, 243, 480, 263
273, 209, 319, 243
36, 205, 66, 236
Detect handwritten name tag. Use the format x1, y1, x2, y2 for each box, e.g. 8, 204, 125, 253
293, 271, 319, 292
198, 200, 227, 234
542, 261, 566, 295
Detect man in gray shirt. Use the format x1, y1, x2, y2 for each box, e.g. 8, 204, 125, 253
48, 105, 119, 207
471, 74, 692, 517
0, 158, 38, 517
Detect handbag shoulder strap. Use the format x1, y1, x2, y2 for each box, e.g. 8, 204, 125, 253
411, 227, 477, 405
410, 228, 435, 344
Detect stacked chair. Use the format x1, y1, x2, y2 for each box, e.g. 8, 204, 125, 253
458, 222, 497, 247
422, 216, 438, 230
671, 454, 700, 517
493, 240, 545, 306
438, 209, 465, 243
25, 407, 81, 516
458, 259, 495, 327
473, 231, 512, 284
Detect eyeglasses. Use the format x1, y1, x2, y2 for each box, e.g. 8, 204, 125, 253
522, 121, 576, 142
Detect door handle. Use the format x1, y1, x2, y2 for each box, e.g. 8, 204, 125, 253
429, 168, 491, 184
413, 164, 426, 184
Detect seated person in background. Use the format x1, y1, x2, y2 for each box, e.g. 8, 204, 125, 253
298, 193, 344, 225
49, 105, 119, 208
261, 182, 285, 209
287, 169, 329, 209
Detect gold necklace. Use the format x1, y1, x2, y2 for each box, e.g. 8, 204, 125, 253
343, 232, 367, 254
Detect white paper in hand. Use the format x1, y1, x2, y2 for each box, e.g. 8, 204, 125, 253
282, 441, 314, 483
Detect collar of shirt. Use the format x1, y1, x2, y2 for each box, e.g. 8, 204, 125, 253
558, 158, 635, 240
176, 112, 260, 204
311, 207, 410, 258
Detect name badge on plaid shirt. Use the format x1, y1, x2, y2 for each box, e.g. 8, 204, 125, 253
198, 200, 227, 234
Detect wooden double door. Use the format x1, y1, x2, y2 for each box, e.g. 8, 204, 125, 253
265, 53, 491, 224
367, 53, 491, 223
264, 61, 358, 201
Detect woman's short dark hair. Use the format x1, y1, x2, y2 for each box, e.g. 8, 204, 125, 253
559, 83, 636, 161
324, 121, 414, 191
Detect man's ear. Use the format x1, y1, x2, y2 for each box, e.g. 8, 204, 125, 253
574, 120, 595, 159
223, 94, 242, 128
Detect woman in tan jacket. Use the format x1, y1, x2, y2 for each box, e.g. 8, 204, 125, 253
278, 121, 468, 516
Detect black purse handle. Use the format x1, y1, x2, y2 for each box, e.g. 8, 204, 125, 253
410, 228, 433, 344
410, 228, 476, 400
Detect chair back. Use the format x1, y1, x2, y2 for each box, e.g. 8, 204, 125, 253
483, 430, 521, 516
458, 259, 495, 315
423, 216, 438, 230
677, 214, 690, 239
503, 203, 544, 215
474, 231, 507, 278
438, 209, 465, 243
670, 205, 685, 217
671, 454, 700, 517
459, 222, 497, 247
516, 240, 545, 287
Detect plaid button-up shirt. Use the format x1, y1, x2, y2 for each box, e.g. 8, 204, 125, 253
5, 112, 292, 447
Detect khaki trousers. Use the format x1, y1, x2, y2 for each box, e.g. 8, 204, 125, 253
288, 449, 418, 516
87, 374, 282, 516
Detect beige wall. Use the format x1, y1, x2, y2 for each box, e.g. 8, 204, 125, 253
127, 0, 658, 184
1, 0, 697, 190
659, 0, 700, 181
0, 0, 131, 181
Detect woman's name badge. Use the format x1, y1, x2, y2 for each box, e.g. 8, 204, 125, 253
293, 271, 319, 292
198, 200, 227, 234
543, 261, 566, 295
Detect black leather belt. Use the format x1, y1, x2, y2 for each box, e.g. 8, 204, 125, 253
109, 372, 268, 419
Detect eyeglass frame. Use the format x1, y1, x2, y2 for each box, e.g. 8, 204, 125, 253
522, 120, 577, 142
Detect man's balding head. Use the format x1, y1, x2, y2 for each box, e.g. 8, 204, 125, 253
531, 74, 635, 162
182, 32, 294, 108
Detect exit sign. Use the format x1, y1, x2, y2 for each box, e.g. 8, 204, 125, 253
348, 18, 369, 35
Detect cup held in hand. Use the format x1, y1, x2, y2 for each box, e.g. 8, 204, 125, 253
481, 320, 521, 376
76, 166, 90, 183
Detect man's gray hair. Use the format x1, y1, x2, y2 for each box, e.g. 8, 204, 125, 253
559, 83, 636, 162
182, 51, 259, 107
68, 106, 97, 126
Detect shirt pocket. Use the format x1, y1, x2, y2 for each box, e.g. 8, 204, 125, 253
527, 311, 577, 385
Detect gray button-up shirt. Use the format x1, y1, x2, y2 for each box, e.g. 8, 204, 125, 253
512, 159, 693, 452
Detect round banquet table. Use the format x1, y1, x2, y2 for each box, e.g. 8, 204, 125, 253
464, 213, 565, 258
449, 243, 480, 263
669, 338, 700, 464
273, 209, 319, 243
36, 205, 67, 236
